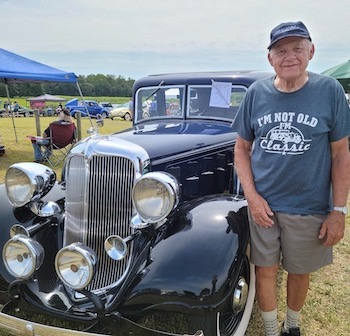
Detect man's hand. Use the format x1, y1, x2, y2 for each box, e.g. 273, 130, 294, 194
247, 193, 274, 228
319, 211, 346, 246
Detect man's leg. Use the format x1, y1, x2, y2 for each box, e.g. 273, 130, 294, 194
282, 273, 309, 332
256, 264, 280, 336
32, 142, 43, 162
32, 139, 49, 162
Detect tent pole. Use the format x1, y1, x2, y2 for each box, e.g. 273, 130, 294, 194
75, 82, 94, 140
5, 82, 18, 143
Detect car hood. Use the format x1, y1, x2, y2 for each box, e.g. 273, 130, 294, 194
73, 120, 236, 161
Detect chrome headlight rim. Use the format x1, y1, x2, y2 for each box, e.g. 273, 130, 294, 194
232, 276, 249, 314
132, 172, 179, 223
5, 163, 56, 208
55, 243, 97, 290
2, 234, 44, 279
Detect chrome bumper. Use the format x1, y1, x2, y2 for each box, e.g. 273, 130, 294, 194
0, 312, 205, 336
0, 311, 102, 336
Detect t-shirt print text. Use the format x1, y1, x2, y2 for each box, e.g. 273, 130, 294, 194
258, 112, 317, 156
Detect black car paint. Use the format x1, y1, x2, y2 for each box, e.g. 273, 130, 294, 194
0, 191, 249, 335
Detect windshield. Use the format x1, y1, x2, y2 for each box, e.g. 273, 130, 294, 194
135, 86, 185, 122
187, 85, 246, 121
134, 83, 247, 123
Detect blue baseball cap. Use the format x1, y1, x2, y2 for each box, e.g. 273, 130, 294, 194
267, 21, 311, 50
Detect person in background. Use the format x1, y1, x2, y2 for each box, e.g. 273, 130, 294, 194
13, 101, 19, 117
31, 108, 75, 163
56, 103, 63, 115
149, 95, 157, 116
232, 21, 350, 336
128, 98, 133, 118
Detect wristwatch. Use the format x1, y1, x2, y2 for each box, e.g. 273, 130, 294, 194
333, 206, 348, 215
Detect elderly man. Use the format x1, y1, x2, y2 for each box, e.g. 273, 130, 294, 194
232, 21, 350, 336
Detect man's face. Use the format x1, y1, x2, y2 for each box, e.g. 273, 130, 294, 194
268, 37, 315, 80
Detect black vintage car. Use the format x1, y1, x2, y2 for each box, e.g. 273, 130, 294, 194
0, 70, 272, 336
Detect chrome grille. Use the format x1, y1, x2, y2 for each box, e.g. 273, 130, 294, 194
64, 154, 135, 291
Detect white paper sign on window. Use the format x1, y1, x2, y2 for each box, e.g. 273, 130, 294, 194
209, 80, 232, 108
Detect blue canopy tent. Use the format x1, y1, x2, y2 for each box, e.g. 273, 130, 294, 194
0, 48, 84, 142
0, 48, 77, 84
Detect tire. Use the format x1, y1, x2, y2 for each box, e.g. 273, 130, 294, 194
124, 112, 131, 121
216, 255, 255, 336
24, 112, 30, 117
101, 112, 108, 119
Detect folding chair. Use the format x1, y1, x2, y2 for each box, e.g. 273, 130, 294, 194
43, 122, 76, 167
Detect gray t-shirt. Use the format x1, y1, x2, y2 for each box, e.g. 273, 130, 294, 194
232, 72, 350, 215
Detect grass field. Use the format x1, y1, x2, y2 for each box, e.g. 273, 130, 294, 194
0, 115, 132, 181
0, 115, 349, 336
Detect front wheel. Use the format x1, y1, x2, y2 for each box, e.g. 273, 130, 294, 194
217, 255, 255, 336
124, 112, 132, 121
142, 111, 150, 119
101, 112, 108, 119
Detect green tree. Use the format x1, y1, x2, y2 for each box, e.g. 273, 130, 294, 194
0, 73, 135, 98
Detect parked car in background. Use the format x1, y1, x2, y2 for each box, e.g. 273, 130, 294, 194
0, 70, 273, 336
38, 107, 57, 117
65, 98, 110, 119
109, 102, 132, 121
99, 101, 114, 111
0, 104, 34, 117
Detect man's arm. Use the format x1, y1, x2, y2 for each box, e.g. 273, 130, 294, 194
234, 136, 274, 227
319, 137, 350, 246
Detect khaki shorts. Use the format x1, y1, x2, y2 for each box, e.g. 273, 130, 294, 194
248, 211, 333, 274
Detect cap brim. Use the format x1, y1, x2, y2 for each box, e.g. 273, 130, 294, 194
267, 34, 311, 50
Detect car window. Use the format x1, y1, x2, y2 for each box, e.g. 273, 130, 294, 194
187, 85, 247, 121
135, 84, 247, 123
135, 86, 185, 122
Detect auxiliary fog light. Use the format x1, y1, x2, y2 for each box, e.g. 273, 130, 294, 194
55, 243, 97, 290
3, 234, 44, 279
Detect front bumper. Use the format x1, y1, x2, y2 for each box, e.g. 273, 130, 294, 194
0, 312, 101, 336
0, 312, 205, 336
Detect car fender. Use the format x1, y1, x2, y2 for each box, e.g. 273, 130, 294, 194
71, 109, 87, 118
121, 194, 249, 313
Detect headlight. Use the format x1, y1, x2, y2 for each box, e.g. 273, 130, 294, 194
2, 234, 44, 279
55, 243, 97, 290
5, 163, 56, 207
132, 172, 179, 223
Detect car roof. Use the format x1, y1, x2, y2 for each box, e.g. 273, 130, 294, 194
133, 70, 273, 91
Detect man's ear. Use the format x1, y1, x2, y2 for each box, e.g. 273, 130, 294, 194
267, 52, 273, 66
309, 43, 315, 60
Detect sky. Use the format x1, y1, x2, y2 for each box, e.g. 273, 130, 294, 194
1, 0, 349, 80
